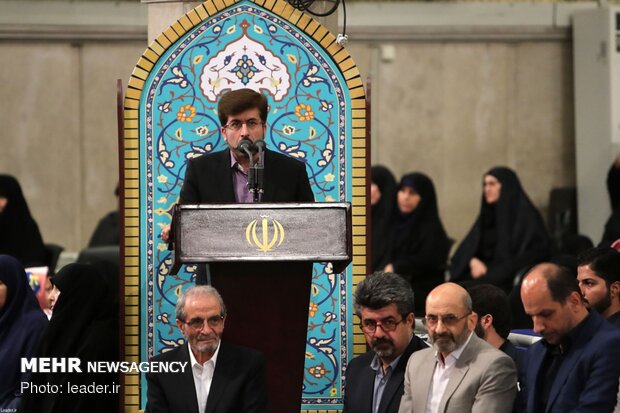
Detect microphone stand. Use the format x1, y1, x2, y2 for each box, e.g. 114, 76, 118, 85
253, 142, 265, 203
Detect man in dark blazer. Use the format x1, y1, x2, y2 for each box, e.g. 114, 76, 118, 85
468, 284, 524, 372
146, 285, 267, 413
177, 87, 313, 206
520, 262, 620, 413
344, 272, 428, 413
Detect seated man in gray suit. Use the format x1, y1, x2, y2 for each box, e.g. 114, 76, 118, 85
145, 285, 267, 413
344, 272, 428, 413
399, 282, 517, 413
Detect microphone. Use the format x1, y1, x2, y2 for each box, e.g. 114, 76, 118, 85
237, 138, 256, 156
254, 139, 266, 152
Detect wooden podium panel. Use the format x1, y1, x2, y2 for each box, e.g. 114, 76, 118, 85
171, 202, 352, 273
170, 202, 351, 412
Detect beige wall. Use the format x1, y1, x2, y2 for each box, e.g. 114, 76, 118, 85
0, 41, 146, 251
347, 39, 576, 245
0, 1, 586, 254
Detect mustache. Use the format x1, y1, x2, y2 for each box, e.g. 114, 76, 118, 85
371, 337, 393, 346
432, 332, 454, 341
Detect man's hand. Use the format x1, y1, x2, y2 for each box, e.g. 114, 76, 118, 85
383, 263, 394, 273
161, 224, 171, 243
469, 258, 487, 279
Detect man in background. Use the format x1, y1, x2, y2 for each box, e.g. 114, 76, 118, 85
468, 283, 523, 371
576, 246, 620, 328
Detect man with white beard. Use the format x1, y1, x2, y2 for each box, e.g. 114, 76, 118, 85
399, 282, 517, 413
344, 272, 428, 413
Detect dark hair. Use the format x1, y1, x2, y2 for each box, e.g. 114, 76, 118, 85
354, 271, 415, 318
527, 263, 580, 304
576, 247, 620, 284
217, 88, 268, 126
468, 284, 511, 339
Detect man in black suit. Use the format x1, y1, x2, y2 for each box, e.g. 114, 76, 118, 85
145, 285, 267, 413
468, 283, 524, 372
161, 88, 314, 283
344, 272, 428, 413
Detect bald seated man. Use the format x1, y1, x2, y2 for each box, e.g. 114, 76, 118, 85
519, 263, 620, 413
399, 282, 517, 413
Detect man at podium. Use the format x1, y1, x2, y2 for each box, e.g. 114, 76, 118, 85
179, 88, 314, 205
162, 88, 314, 284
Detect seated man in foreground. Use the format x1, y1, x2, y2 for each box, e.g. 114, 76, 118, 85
519, 262, 620, 412
399, 282, 517, 413
145, 285, 267, 413
344, 271, 428, 413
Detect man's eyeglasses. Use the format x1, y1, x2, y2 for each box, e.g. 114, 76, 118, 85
224, 119, 263, 131
180, 315, 224, 330
359, 317, 404, 333
423, 312, 471, 328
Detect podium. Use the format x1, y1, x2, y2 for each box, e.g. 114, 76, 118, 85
170, 202, 352, 412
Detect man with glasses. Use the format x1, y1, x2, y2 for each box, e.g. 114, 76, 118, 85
162, 88, 314, 283
177, 87, 313, 206
344, 272, 428, 413
399, 282, 517, 413
145, 285, 267, 413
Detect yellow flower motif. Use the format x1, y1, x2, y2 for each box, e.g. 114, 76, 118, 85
157, 175, 168, 184
287, 54, 297, 64
157, 243, 168, 252
295, 103, 314, 121
330, 388, 338, 397
324, 173, 334, 182
325, 195, 335, 202
309, 302, 319, 317
177, 105, 196, 123
157, 196, 167, 204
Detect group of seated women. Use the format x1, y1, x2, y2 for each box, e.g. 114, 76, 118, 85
371, 165, 551, 313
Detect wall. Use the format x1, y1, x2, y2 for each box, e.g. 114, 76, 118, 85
1, 1, 608, 253
0, 1, 147, 252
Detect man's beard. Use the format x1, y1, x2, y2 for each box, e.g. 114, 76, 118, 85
371, 337, 395, 359
190, 333, 219, 354
431, 328, 470, 354
473, 321, 486, 340
589, 293, 612, 315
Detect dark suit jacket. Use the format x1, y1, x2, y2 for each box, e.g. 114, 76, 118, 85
520, 311, 620, 413
343, 335, 428, 413
180, 149, 314, 203
145, 342, 267, 413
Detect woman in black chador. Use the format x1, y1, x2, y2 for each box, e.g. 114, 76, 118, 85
0, 174, 46, 267
450, 166, 550, 293
370, 165, 398, 271
20, 263, 119, 413
382, 172, 451, 314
